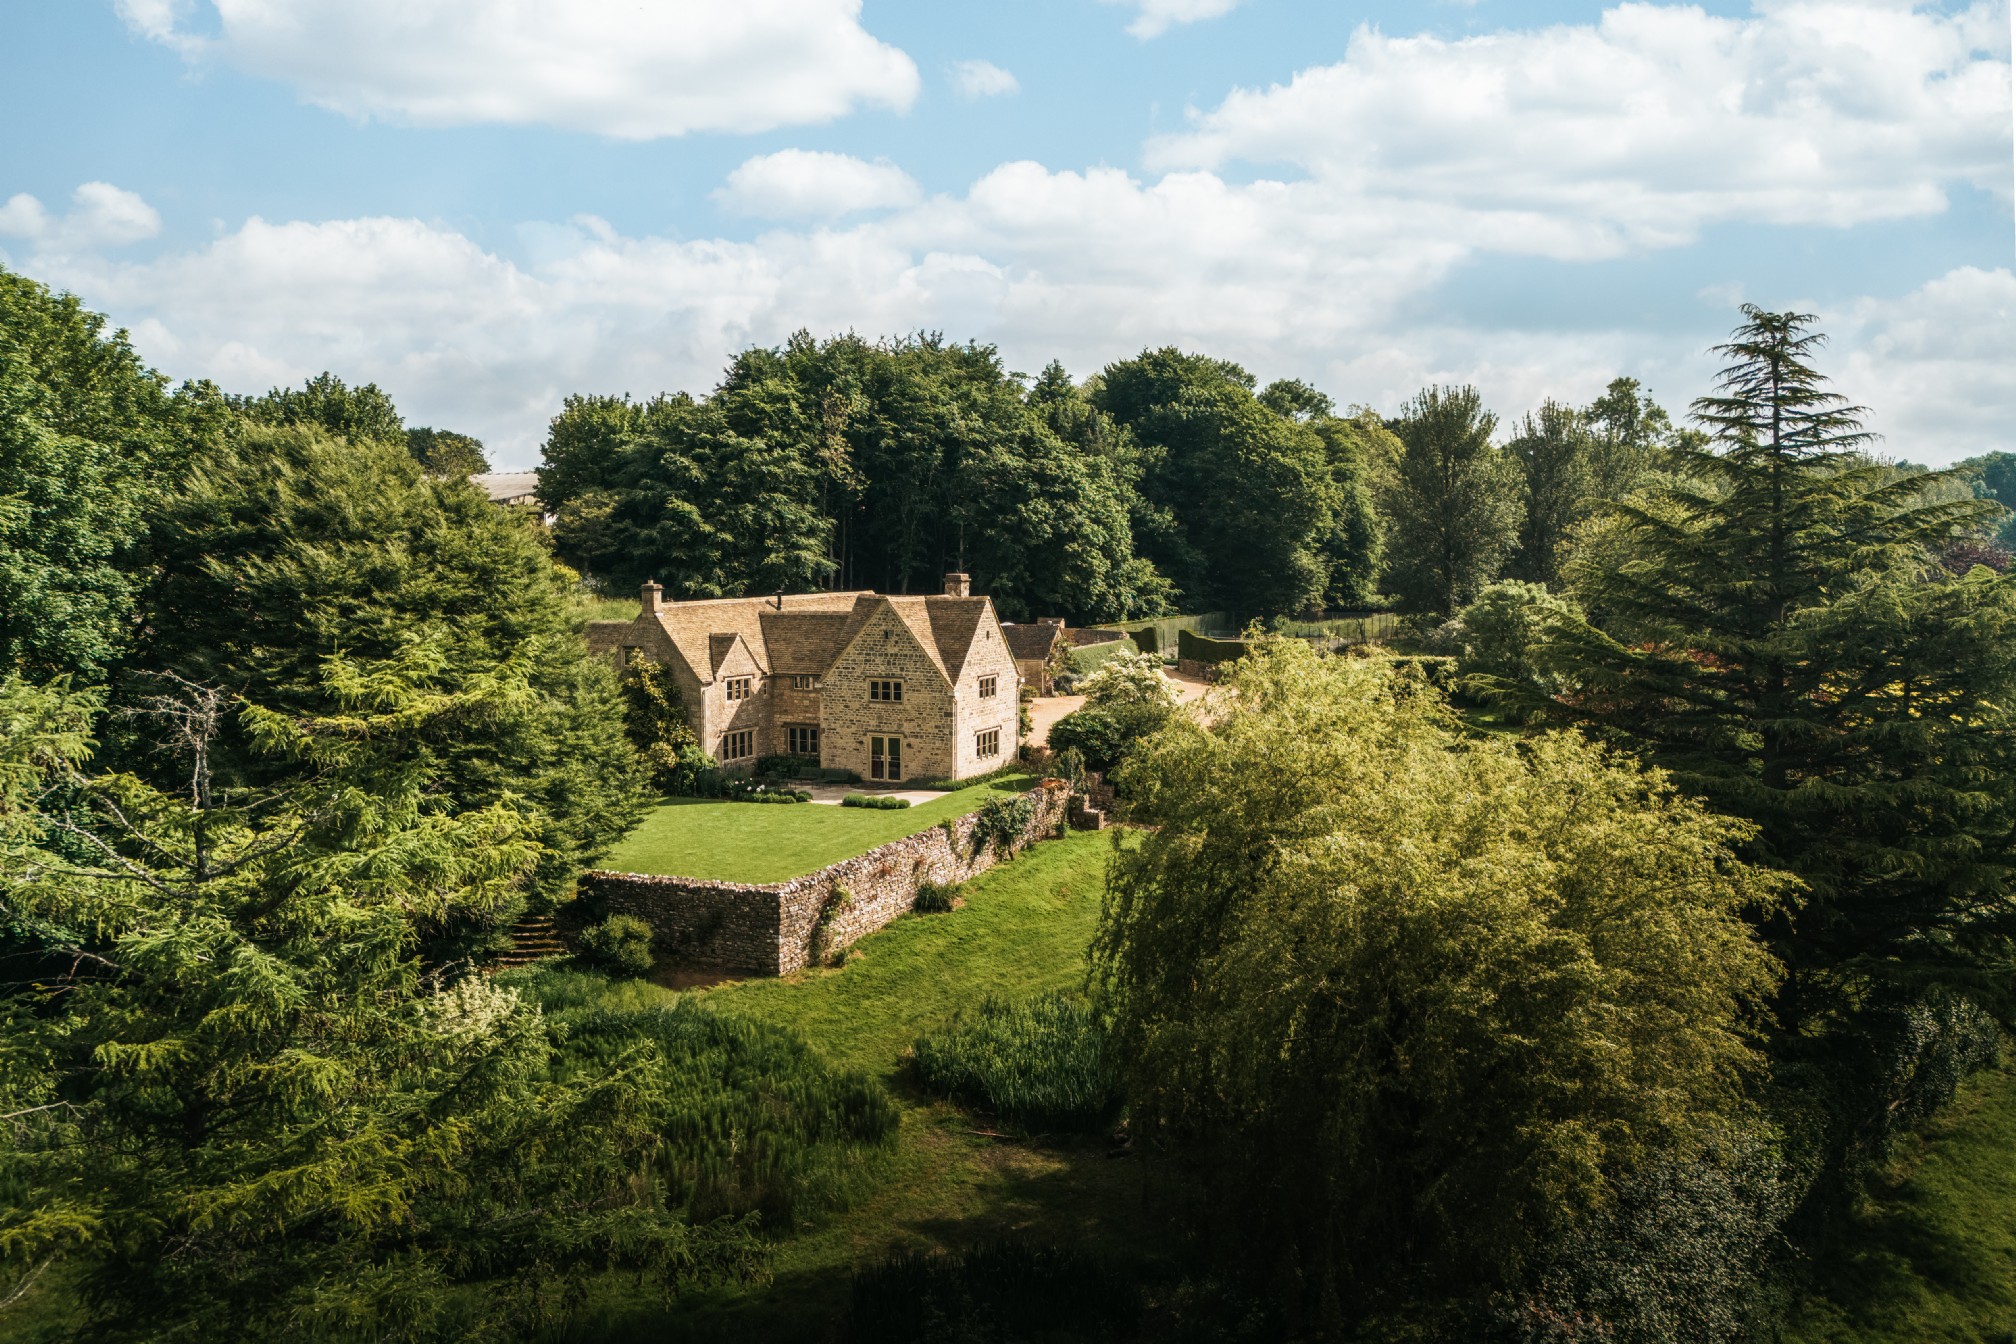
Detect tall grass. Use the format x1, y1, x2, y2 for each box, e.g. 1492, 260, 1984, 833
508, 967, 900, 1226
911, 993, 1120, 1133
847, 1242, 1143, 1343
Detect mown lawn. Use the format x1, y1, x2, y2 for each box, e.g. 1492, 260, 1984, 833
600, 776, 1034, 883
542, 827, 1178, 1343
1787, 1063, 2016, 1344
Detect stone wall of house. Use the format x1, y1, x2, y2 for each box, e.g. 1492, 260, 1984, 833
945, 611, 1022, 780
820, 603, 960, 782
581, 779, 1073, 975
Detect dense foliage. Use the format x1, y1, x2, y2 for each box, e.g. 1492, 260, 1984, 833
0, 669, 887, 1340
1096, 643, 1789, 1329
1531, 308, 2016, 1021
124, 422, 644, 909
0, 270, 196, 680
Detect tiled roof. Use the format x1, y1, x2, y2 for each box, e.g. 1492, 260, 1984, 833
650, 591, 867, 681
1001, 622, 1063, 662
472, 471, 540, 504
629, 589, 994, 687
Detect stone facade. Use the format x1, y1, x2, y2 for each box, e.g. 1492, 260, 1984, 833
580, 780, 1073, 975
585, 573, 1021, 782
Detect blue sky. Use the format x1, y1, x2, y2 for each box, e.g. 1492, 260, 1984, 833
1, 0, 2010, 466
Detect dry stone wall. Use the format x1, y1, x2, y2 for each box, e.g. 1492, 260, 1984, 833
582, 780, 1074, 976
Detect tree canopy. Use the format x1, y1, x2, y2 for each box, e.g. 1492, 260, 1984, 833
1534, 307, 2016, 1015
1096, 642, 1787, 1329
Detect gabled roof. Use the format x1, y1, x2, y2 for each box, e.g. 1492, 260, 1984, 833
622, 587, 1001, 687
646, 591, 867, 682
1001, 622, 1063, 663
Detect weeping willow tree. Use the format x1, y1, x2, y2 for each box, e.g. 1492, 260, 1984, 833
1095, 643, 1788, 1331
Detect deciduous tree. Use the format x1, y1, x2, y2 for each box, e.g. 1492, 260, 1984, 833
1383, 384, 1522, 614
1096, 642, 1787, 1328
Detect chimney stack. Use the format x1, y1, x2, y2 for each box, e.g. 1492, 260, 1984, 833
944, 571, 972, 598
641, 580, 663, 616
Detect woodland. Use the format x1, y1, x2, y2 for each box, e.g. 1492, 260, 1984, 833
4, 259, 2015, 1342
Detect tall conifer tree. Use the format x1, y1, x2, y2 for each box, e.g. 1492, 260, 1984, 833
1539, 308, 2016, 1010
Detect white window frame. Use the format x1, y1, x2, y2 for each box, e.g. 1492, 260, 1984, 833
978, 674, 998, 699
725, 676, 752, 702
786, 725, 820, 757
869, 679, 903, 703
870, 735, 904, 781
789, 674, 817, 691
721, 729, 754, 761
975, 727, 1001, 759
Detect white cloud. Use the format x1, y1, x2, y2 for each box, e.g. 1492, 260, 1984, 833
1108, 0, 1249, 40
0, 182, 162, 251
115, 0, 920, 138
1149, 0, 2012, 251
18, 5, 2012, 467
950, 59, 1020, 99
1830, 266, 2016, 461
713, 151, 923, 219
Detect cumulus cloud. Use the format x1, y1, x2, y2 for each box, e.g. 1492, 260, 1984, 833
1830, 266, 2016, 461
0, 182, 162, 252
19, 4, 2012, 467
114, 0, 920, 138
713, 151, 923, 219
1150, 0, 2012, 251
950, 59, 1020, 99
1108, 0, 1249, 40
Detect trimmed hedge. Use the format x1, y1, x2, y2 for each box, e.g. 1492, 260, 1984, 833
1111, 612, 1231, 655
1178, 629, 1250, 664
842, 794, 912, 810
1064, 635, 1141, 676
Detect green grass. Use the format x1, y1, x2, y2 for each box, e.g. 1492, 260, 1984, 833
600, 776, 1035, 883
576, 595, 640, 624
1787, 1063, 2016, 1344
535, 829, 1170, 1342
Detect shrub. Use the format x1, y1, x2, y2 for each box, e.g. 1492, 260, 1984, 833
970, 793, 1036, 856
721, 777, 811, 803
576, 914, 655, 978
754, 753, 822, 780
848, 1241, 1142, 1344
1051, 747, 1088, 790
842, 794, 911, 810
1078, 649, 1174, 711
1049, 699, 1171, 775
912, 993, 1121, 1133
913, 881, 960, 914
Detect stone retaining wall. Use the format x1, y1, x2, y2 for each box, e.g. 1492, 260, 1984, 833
581, 780, 1073, 976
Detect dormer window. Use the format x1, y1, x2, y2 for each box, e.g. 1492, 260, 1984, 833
726, 677, 752, 702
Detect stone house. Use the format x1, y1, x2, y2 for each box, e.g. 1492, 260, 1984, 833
1001, 618, 1066, 695
586, 573, 1022, 783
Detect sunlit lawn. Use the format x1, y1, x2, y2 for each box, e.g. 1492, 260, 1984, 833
600, 776, 1033, 884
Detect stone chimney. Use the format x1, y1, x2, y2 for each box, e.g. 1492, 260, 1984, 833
943, 571, 972, 597
641, 580, 663, 616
